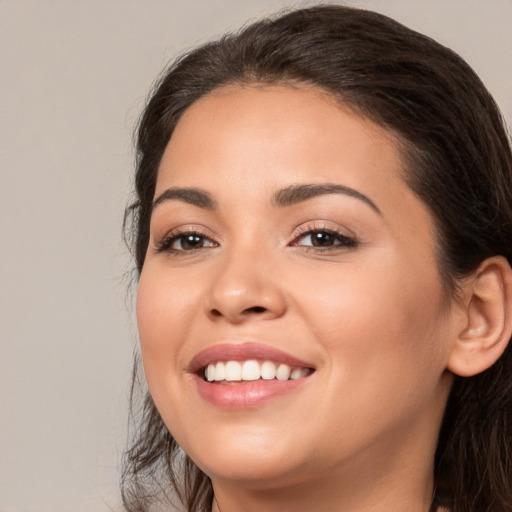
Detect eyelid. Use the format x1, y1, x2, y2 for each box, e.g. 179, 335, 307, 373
291, 221, 356, 240
153, 224, 218, 254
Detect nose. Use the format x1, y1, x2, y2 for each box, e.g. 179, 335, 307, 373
204, 251, 287, 324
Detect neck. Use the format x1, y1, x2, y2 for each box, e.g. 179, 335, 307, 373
210, 432, 437, 512
211, 478, 435, 512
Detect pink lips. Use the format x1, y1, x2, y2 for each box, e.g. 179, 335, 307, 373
188, 342, 315, 409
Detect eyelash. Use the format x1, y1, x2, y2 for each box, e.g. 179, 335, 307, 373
155, 225, 357, 255
155, 229, 217, 254
290, 225, 357, 251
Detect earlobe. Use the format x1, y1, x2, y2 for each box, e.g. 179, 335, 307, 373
447, 256, 512, 377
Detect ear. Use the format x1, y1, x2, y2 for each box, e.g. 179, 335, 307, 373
447, 256, 512, 377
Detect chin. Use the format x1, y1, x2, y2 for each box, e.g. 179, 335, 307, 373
178, 426, 309, 486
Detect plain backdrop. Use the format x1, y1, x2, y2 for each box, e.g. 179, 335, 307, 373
0, 1, 510, 511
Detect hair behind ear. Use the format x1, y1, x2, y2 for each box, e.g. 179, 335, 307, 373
435, 346, 512, 511
434, 257, 512, 511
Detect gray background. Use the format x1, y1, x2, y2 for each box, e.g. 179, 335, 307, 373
1, 1, 510, 511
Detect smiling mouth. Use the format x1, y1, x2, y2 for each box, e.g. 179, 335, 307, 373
191, 346, 316, 407
202, 360, 314, 383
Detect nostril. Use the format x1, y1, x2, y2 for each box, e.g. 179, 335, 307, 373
245, 306, 266, 314
208, 306, 266, 318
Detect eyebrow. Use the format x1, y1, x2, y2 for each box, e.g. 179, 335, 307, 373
272, 183, 380, 213
152, 187, 217, 211
151, 183, 380, 214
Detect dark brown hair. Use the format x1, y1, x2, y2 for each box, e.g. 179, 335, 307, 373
122, 5, 512, 512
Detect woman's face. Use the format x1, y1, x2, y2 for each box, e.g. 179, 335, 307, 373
137, 84, 459, 490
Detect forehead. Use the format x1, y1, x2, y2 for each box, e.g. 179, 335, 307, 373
157, 83, 406, 194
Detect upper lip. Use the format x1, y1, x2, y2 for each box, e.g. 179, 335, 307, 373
188, 342, 316, 374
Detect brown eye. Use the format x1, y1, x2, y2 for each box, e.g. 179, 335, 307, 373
170, 233, 216, 251
309, 232, 336, 247
294, 230, 357, 249
156, 231, 218, 253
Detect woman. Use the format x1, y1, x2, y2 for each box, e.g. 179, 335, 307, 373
122, 5, 512, 512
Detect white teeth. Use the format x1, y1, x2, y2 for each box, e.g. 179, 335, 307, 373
241, 360, 260, 381
214, 361, 225, 381
225, 361, 242, 381
204, 360, 311, 382
276, 364, 291, 381
261, 361, 277, 380
206, 364, 216, 382
290, 367, 305, 380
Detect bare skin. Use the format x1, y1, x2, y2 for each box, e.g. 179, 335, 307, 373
137, 84, 505, 511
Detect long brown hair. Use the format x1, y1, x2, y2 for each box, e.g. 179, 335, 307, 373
123, 5, 512, 511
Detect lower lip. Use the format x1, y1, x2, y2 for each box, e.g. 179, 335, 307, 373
193, 375, 310, 408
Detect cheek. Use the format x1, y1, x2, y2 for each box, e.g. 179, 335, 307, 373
300, 268, 450, 448
136, 266, 206, 439
136, 267, 195, 384
293, 252, 449, 389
